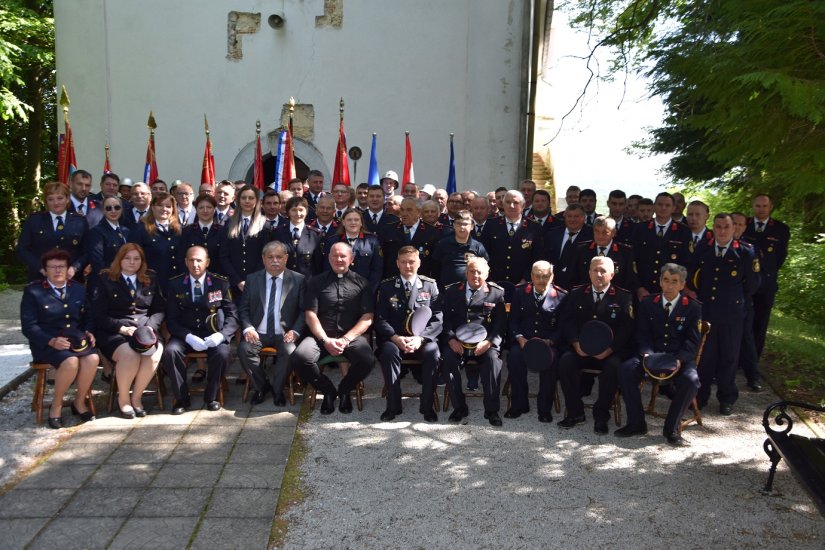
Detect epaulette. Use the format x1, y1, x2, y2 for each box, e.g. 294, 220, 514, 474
169, 273, 186, 280
487, 281, 504, 290
305, 225, 321, 233
209, 272, 229, 281
515, 282, 529, 288
418, 275, 436, 283
444, 281, 462, 290
380, 276, 397, 284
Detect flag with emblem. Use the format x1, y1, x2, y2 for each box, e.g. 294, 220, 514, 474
201, 115, 216, 185
446, 133, 456, 195
103, 142, 112, 174
273, 117, 296, 191
57, 86, 77, 184
143, 111, 159, 183
253, 121, 265, 192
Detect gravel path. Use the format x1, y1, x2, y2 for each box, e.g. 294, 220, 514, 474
279, 370, 825, 549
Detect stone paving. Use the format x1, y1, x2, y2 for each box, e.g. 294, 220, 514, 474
0, 390, 299, 550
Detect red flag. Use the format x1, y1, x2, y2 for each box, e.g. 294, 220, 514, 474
57, 134, 67, 184
144, 133, 158, 183
284, 118, 296, 182
332, 118, 350, 186
57, 121, 77, 184
403, 131, 415, 186
201, 134, 215, 185
103, 143, 112, 174
253, 129, 265, 191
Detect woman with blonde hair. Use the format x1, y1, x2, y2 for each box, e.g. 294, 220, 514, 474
128, 191, 182, 293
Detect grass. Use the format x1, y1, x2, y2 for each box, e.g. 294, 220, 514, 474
762, 309, 825, 411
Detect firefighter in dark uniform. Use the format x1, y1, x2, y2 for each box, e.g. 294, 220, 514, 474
17, 182, 89, 281
178, 194, 226, 277
616, 263, 702, 446
557, 256, 634, 434
271, 196, 324, 279
218, 184, 266, 302
431, 211, 489, 286
741, 194, 790, 359
161, 246, 239, 414
570, 216, 639, 293
323, 208, 383, 291
379, 198, 440, 279
631, 192, 691, 299
689, 213, 760, 415
439, 257, 507, 426
363, 185, 399, 234
127, 192, 182, 295
480, 190, 544, 285
375, 246, 443, 422
506, 261, 567, 422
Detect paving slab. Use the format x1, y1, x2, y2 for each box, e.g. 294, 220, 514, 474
106, 443, 178, 464
108, 516, 200, 550
14, 464, 97, 490
0, 518, 51, 550
60, 486, 144, 517
0, 488, 74, 519
228, 443, 290, 465
205, 488, 280, 518
217, 463, 285, 489
167, 443, 235, 464
131, 487, 212, 518
26, 516, 125, 550
85, 463, 158, 488
190, 517, 272, 550
150, 463, 225, 488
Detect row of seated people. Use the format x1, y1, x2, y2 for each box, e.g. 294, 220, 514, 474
23, 238, 712, 447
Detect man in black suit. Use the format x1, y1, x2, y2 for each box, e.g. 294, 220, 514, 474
238, 241, 307, 406
579, 188, 600, 226
479, 190, 544, 285
616, 263, 702, 445
374, 246, 443, 422
557, 256, 634, 434
570, 216, 638, 293
67, 169, 103, 228
121, 182, 152, 229
305, 170, 326, 209
363, 185, 399, 234
606, 189, 634, 243
162, 246, 239, 413
544, 204, 593, 290
379, 198, 440, 278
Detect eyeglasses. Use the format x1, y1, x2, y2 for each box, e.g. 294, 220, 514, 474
45, 264, 67, 270
104, 205, 122, 211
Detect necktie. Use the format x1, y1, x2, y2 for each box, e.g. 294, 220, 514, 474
664, 301, 672, 316
202, 225, 209, 238
657, 225, 665, 237
158, 224, 167, 234
597, 247, 605, 256
179, 209, 186, 224
292, 227, 299, 242
717, 246, 726, 258
116, 228, 125, 244
372, 213, 378, 225
348, 237, 356, 246
467, 288, 477, 304
535, 292, 543, 307
587, 214, 593, 225
404, 281, 412, 298
77, 203, 84, 214
267, 219, 276, 231
126, 277, 136, 297
136, 210, 146, 221
266, 276, 278, 337
475, 224, 482, 234
242, 218, 250, 236
594, 291, 603, 304
336, 210, 343, 218
55, 216, 64, 232
193, 280, 202, 302
693, 235, 699, 245
561, 231, 577, 256
216, 212, 223, 224
757, 221, 765, 233
404, 226, 412, 242
55, 286, 66, 300
508, 223, 515, 237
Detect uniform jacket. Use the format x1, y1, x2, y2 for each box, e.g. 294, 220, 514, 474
127, 223, 183, 293
166, 272, 239, 340
570, 240, 639, 293
636, 293, 701, 366
86, 220, 130, 278
363, 211, 399, 234
17, 211, 89, 280
543, 225, 594, 290
68, 198, 104, 228
179, 222, 226, 277
21, 279, 93, 353
219, 229, 265, 287
742, 217, 790, 294
613, 216, 635, 244
380, 221, 440, 278
508, 282, 567, 342
238, 268, 306, 336
558, 284, 634, 359
439, 281, 507, 350
270, 224, 324, 279
479, 216, 544, 284
631, 219, 692, 293
374, 275, 443, 343
92, 270, 166, 336
689, 238, 761, 322
323, 232, 383, 290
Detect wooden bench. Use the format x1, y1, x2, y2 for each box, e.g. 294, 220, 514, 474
762, 400, 825, 517
30, 363, 96, 425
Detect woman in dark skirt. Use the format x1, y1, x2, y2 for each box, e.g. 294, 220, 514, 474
179, 193, 226, 276
86, 195, 130, 291
219, 184, 266, 301
93, 243, 166, 418
21, 250, 99, 429
128, 191, 182, 294
324, 208, 383, 291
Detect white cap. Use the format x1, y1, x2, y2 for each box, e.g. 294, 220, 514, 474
120, 177, 134, 187
382, 170, 399, 183
421, 184, 436, 197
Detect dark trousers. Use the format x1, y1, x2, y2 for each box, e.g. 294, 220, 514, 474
698, 319, 743, 406
290, 336, 376, 396
379, 341, 439, 414
441, 346, 502, 412
558, 351, 620, 423
739, 299, 760, 384
162, 337, 230, 403
507, 344, 558, 414
752, 291, 776, 357
237, 333, 296, 395
619, 358, 700, 433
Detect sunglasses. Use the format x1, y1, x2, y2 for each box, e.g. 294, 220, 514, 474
105, 205, 123, 212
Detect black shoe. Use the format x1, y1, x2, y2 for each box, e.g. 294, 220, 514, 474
664, 430, 685, 446
119, 407, 136, 420
484, 411, 503, 427
747, 381, 763, 392
71, 404, 95, 422
448, 406, 469, 423
594, 420, 609, 435
47, 416, 63, 429
320, 393, 336, 415
422, 410, 438, 423
720, 403, 733, 416
504, 407, 528, 419
558, 415, 586, 429
133, 407, 147, 418
339, 392, 353, 414
273, 391, 287, 407
380, 409, 399, 422
615, 422, 648, 437
538, 412, 553, 423
206, 400, 221, 412
100, 372, 113, 384
171, 401, 187, 415
250, 385, 270, 405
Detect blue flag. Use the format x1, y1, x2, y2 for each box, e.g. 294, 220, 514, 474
446, 134, 456, 194
368, 133, 379, 186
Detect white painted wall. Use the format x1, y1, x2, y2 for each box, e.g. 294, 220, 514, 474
54, 0, 526, 192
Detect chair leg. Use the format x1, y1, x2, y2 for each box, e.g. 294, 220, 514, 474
502, 377, 512, 410
432, 387, 440, 412
33, 367, 48, 425
761, 438, 782, 493
108, 371, 118, 413
554, 383, 561, 414
443, 386, 451, 412
645, 381, 660, 414
613, 389, 622, 426
355, 381, 364, 411
309, 386, 317, 410
154, 372, 165, 410
286, 371, 297, 406
86, 390, 97, 417
242, 378, 251, 403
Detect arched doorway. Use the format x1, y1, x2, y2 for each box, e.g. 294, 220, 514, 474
243, 154, 310, 185
228, 133, 329, 185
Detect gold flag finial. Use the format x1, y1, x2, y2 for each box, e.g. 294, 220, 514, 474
147, 111, 157, 136
204, 114, 210, 136
339, 97, 345, 120
256, 120, 261, 135
59, 85, 70, 114
289, 96, 296, 112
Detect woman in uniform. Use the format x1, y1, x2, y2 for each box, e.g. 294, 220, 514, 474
324, 208, 382, 291
93, 243, 165, 418
86, 195, 130, 289
21, 250, 99, 429
179, 193, 225, 276
219, 184, 266, 301
128, 192, 182, 294
271, 195, 323, 279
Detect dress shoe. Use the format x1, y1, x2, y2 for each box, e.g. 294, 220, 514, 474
71, 404, 95, 422
720, 403, 733, 416
594, 420, 609, 435
664, 430, 686, 446
206, 400, 221, 412
133, 407, 147, 418
484, 411, 503, 427
538, 412, 553, 423
171, 400, 188, 415
47, 416, 63, 429
747, 381, 763, 392
448, 406, 469, 423
320, 393, 336, 415
380, 409, 399, 422
339, 392, 353, 414
504, 407, 528, 419
119, 406, 136, 420
273, 391, 287, 407
558, 415, 586, 429
422, 410, 438, 423
614, 422, 648, 437
250, 390, 268, 406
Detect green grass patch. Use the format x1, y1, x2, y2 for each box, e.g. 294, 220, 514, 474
762, 309, 825, 409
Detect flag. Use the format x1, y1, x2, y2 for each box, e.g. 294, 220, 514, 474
253, 124, 265, 192
200, 134, 215, 185
57, 86, 77, 184
368, 133, 379, 186
57, 134, 67, 184
332, 118, 350, 186
273, 119, 296, 191
143, 132, 158, 183
403, 131, 414, 186
103, 143, 112, 174
446, 133, 456, 195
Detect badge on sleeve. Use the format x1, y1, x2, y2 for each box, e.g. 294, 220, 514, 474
753, 259, 761, 273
